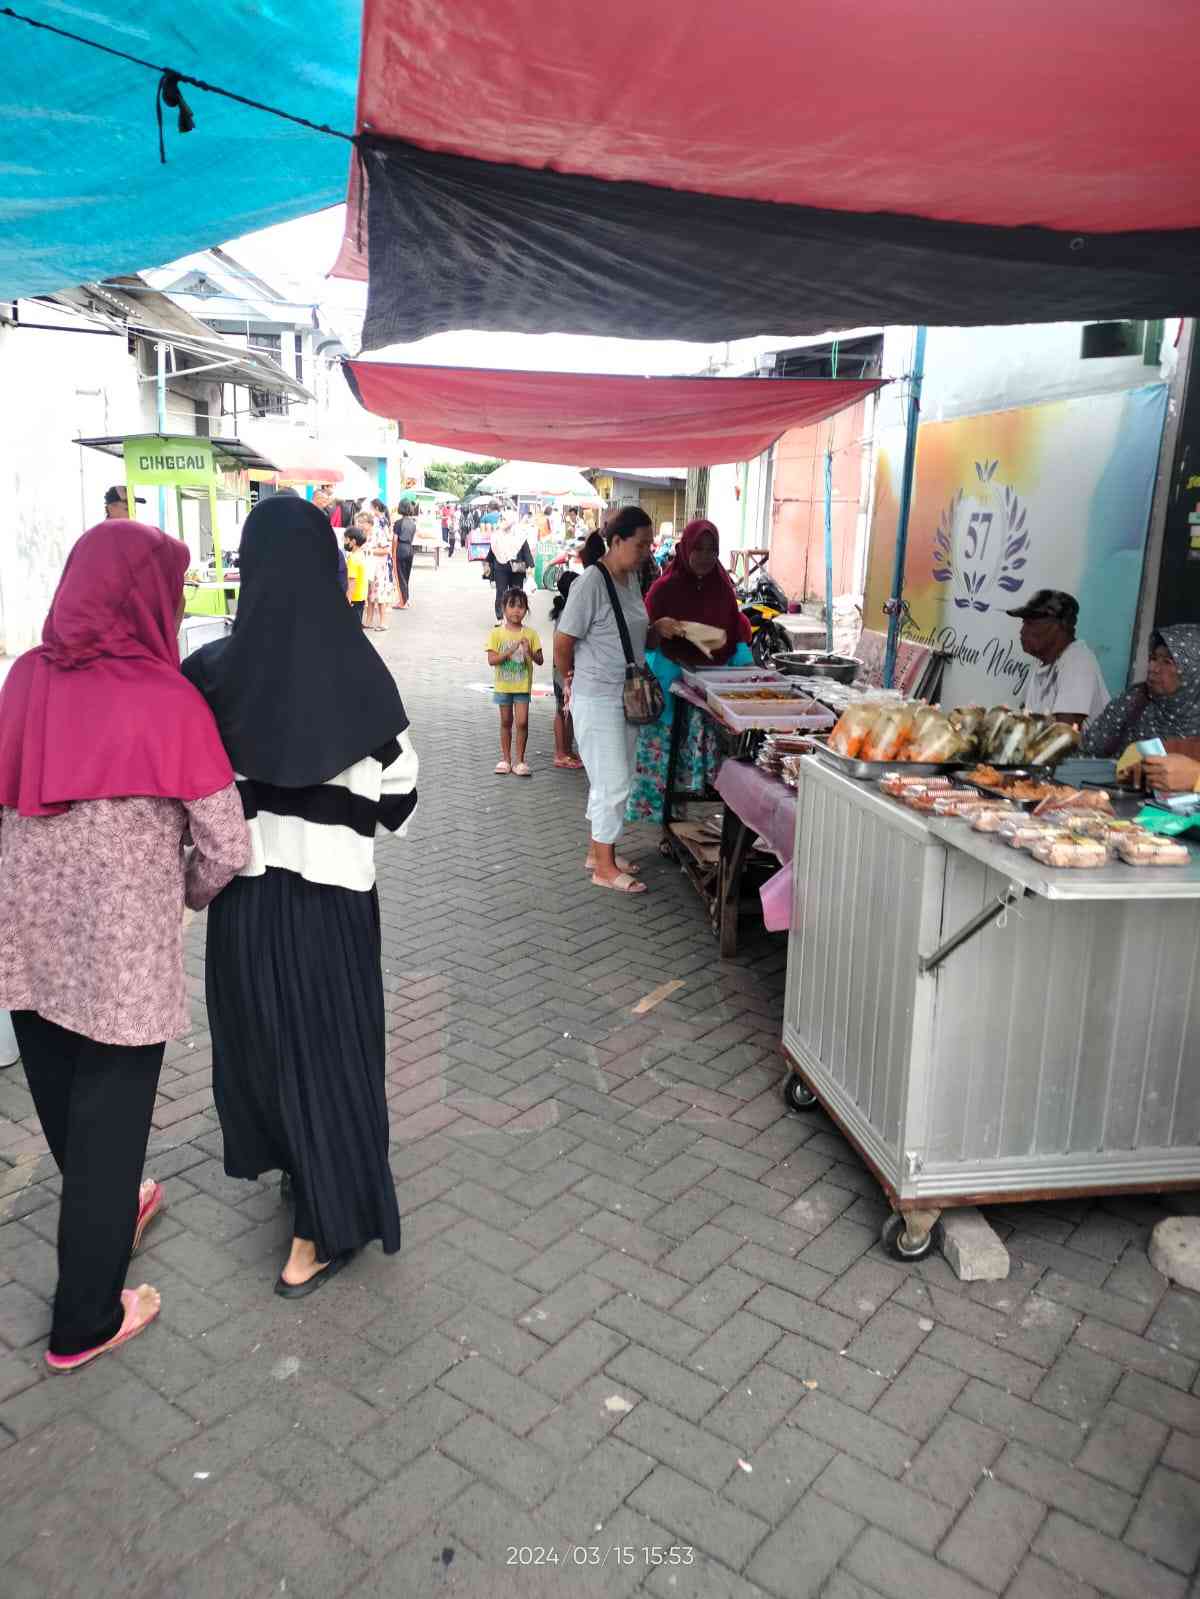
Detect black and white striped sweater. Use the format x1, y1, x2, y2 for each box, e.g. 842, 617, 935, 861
234, 732, 418, 892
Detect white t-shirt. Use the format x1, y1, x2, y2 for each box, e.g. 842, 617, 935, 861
1023, 638, 1111, 721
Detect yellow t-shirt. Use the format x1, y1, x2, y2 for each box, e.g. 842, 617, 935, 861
346, 549, 368, 602
488, 624, 541, 695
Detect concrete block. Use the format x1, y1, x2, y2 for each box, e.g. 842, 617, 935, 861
1148, 1215, 1200, 1292
939, 1207, 1010, 1282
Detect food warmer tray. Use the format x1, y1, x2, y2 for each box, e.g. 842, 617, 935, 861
810, 739, 967, 781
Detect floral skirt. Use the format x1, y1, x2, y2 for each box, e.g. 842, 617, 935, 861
367, 555, 395, 606
625, 700, 720, 824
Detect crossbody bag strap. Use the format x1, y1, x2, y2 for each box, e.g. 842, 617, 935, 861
596, 563, 636, 666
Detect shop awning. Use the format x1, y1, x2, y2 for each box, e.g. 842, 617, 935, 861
473, 462, 600, 500
343, 361, 882, 467
0, 1, 359, 301
336, 0, 1200, 347
75, 434, 280, 475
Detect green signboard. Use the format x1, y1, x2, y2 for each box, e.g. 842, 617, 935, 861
123, 435, 214, 488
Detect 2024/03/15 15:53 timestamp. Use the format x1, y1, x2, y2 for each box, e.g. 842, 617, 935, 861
507, 1546, 695, 1568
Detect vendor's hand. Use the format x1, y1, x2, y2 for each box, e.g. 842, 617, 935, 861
656, 617, 685, 639
1142, 753, 1200, 793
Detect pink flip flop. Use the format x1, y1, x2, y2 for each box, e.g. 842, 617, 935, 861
132, 1179, 165, 1254
45, 1287, 161, 1374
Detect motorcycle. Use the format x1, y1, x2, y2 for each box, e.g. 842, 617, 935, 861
738, 573, 791, 665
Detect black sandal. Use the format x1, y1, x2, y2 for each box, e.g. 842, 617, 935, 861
274, 1248, 356, 1300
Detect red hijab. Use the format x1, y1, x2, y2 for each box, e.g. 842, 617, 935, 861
0, 521, 234, 817
644, 519, 750, 666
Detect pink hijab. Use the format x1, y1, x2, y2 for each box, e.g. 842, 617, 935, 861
0, 521, 234, 817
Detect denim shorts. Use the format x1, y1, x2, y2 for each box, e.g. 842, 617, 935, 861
494, 691, 531, 706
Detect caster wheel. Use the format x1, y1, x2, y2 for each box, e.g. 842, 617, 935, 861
784, 1073, 819, 1113
880, 1212, 936, 1261
658, 840, 674, 858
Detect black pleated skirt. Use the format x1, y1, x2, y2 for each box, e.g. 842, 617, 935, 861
206, 869, 401, 1261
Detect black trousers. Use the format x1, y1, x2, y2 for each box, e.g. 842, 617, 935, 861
395, 548, 414, 602
492, 563, 526, 618
351, 599, 366, 623
14, 1012, 164, 1355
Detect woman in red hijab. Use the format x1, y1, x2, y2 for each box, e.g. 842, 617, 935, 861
0, 521, 249, 1372
626, 519, 755, 824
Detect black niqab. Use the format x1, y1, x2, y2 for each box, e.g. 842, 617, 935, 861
183, 496, 408, 788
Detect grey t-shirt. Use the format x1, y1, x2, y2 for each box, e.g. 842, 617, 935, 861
558, 564, 648, 699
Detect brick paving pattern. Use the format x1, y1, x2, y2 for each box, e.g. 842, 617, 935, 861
0, 554, 1197, 1597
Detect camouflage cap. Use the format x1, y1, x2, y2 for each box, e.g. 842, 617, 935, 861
1006, 589, 1078, 626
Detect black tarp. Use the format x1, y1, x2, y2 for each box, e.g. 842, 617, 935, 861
357, 137, 1200, 353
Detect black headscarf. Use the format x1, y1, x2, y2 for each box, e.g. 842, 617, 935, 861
183, 496, 408, 788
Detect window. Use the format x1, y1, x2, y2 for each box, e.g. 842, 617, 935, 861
194, 398, 210, 437
247, 332, 288, 416
294, 332, 304, 387
1080, 320, 1157, 361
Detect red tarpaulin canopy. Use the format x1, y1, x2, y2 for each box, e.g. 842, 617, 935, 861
336, 1, 1200, 348
342, 363, 883, 467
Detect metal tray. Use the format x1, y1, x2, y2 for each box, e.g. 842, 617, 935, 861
810, 739, 967, 781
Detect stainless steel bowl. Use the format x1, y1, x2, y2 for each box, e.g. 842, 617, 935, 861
773, 651, 860, 684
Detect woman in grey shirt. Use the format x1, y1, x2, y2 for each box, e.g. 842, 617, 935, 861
554, 509, 682, 892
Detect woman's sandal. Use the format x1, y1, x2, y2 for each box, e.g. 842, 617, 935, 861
45, 1284, 160, 1374
132, 1179, 165, 1254
274, 1249, 357, 1300
591, 871, 648, 894
585, 858, 640, 875
494, 760, 512, 775
553, 755, 584, 769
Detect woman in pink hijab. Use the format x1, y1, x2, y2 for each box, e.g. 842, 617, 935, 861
0, 521, 249, 1372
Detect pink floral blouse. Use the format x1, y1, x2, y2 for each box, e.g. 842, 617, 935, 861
0, 785, 249, 1046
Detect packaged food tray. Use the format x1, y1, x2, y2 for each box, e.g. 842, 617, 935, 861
811, 738, 967, 781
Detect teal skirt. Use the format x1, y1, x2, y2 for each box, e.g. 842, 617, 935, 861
625, 644, 753, 824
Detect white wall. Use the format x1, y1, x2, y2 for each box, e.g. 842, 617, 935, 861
877, 322, 1170, 430
0, 312, 142, 654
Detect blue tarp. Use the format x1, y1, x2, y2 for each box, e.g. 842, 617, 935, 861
0, 2, 360, 299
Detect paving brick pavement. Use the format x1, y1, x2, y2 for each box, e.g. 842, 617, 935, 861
0, 553, 1197, 1597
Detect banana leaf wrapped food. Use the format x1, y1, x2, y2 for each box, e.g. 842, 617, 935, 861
906, 713, 967, 764
979, 706, 1014, 754
1025, 721, 1081, 766
989, 712, 1038, 766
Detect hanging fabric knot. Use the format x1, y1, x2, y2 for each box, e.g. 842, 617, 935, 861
155, 70, 196, 164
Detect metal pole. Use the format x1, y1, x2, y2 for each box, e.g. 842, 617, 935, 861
883, 325, 927, 688
824, 444, 834, 654
156, 340, 167, 531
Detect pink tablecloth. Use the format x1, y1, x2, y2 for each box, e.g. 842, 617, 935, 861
714, 761, 797, 932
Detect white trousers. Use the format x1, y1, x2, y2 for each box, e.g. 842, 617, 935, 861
572, 695, 636, 845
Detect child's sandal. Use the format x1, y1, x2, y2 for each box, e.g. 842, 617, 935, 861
494, 760, 512, 775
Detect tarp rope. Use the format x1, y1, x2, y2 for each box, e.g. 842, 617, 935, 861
0, 5, 356, 162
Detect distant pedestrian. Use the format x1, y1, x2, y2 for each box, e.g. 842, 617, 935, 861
344, 527, 369, 623
551, 572, 584, 770
0, 520, 249, 1369
359, 511, 393, 632
393, 499, 417, 609
103, 484, 145, 520
488, 588, 543, 777
183, 496, 417, 1298
487, 512, 534, 622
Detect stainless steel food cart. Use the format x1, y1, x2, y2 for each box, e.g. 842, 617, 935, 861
783, 756, 1200, 1260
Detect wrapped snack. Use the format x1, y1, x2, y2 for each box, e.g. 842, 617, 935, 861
860, 703, 917, 762
998, 818, 1058, 850
949, 705, 986, 742
881, 773, 952, 796
910, 704, 946, 739
979, 707, 1014, 754
1031, 834, 1109, 868
1037, 810, 1110, 837
971, 803, 1018, 831
828, 701, 881, 758
931, 792, 993, 816
1026, 721, 1081, 767
906, 713, 966, 764
1117, 835, 1191, 866
990, 713, 1036, 766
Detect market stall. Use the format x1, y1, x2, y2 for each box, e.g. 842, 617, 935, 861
658, 670, 838, 954
75, 432, 278, 616
782, 739, 1200, 1263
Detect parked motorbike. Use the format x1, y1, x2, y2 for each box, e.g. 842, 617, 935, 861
738, 573, 791, 665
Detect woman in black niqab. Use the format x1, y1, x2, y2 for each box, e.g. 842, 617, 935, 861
184, 494, 417, 1299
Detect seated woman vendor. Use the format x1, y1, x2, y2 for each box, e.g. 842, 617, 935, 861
625, 518, 755, 824
1081, 623, 1200, 790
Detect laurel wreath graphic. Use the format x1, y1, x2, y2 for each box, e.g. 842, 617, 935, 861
932, 459, 1028, 613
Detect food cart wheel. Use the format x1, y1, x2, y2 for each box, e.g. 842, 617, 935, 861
880, 1211, 938, 1262
784, 1072, 820, 1113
